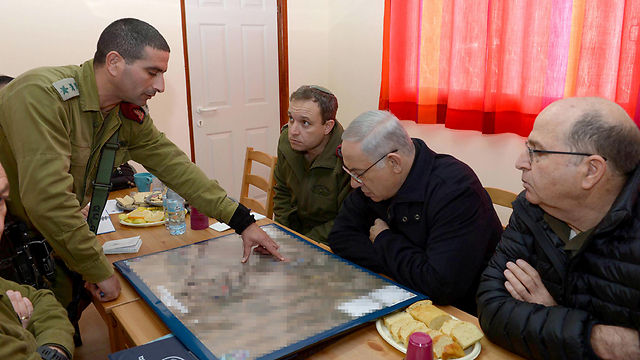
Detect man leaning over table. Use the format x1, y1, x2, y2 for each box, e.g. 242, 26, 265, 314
477, 97, 640, 360
327, 110, 502, 315
0, 161, 75, 360
273, 85, 351, 245
0, 18, 284, 310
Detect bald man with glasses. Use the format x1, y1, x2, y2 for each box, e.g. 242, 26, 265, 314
477, 97, 640, 360
328, 110, 502, 315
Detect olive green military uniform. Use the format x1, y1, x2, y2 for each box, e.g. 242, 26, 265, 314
0, 60, 244, 296
273, 123, 352, 244
0, 277, 74, 360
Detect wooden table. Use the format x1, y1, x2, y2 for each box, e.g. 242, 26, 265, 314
95, 189, 523, 359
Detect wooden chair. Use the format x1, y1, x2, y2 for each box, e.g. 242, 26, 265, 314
484, 187, 518, 209
484, 187, 518, 229
240, 147, 277, 219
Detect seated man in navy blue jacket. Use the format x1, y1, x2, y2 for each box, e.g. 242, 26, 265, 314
327, 110, 502, 315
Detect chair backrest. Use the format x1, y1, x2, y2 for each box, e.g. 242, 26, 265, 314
484, 187, 518, 209
240, 147, 277, 219
484, 187, 518, 229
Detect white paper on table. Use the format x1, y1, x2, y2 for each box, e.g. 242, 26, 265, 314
103, 236, 142, 254
104, 199, 122, 214
250, 212, 266, 220
97, 208, 116, 235
209, 222, 231, 232
208, 212, 267, 232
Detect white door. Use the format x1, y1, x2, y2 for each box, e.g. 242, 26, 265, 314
184, 0, 280, 201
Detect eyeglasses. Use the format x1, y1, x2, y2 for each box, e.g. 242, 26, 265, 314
342, 150, 398, 185
525, 141, 605, 163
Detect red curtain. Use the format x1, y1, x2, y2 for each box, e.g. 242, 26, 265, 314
379, 0, 640, 136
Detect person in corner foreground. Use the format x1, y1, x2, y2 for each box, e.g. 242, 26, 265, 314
0, 161, 75, 360
477, 96, 640, 360
273, 85, 351, 244
327, 110, 502, 315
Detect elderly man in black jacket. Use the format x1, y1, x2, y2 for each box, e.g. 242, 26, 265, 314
477, 97, 640, 360
327, 110, 502, 315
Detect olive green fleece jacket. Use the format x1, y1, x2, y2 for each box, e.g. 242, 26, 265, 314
273, 123, 352, 244
0, 60, 241, 284
0, 277, 75, 360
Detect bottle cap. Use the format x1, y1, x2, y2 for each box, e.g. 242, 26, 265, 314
406, 332, 433, 360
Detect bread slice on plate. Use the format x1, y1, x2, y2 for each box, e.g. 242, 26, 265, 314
407, 303, 452, 330
388, 317, 416, 342
440, 319, 464, 336
383, 311, 412, 329
449, 321, 484, 349
432, 334, 465, 360
398, 320, 429, 346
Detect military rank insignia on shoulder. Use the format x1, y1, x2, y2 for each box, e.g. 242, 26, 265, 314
120, 102, 148, 124
52, 78, 79, 101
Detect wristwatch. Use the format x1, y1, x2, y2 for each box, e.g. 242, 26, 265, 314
36, 346, 68, 360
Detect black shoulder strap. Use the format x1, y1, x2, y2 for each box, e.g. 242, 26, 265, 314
87, 131, 119, 234
514, 200, 566, 278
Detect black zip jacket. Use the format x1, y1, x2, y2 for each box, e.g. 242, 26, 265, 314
328, 138, 502, 315
477, 165, 640, 360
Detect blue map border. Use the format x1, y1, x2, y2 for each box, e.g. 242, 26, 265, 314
115, 223, 428, 360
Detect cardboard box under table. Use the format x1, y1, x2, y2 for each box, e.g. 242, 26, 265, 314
114, 224, 426, 360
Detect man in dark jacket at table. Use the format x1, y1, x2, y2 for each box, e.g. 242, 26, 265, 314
327, 110, 502, 315
477, 97, 640, 360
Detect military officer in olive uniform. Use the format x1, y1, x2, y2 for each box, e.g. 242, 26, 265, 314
273, 85, 352, 245
0, 18, 284, 308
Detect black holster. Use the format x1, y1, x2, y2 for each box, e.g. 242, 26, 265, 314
0, 216, 55, 289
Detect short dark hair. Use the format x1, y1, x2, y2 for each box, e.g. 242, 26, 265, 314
94, 18, 170, 66
0, 75, 13, 88
566, 110, 640, 176
289, 85, 338, 123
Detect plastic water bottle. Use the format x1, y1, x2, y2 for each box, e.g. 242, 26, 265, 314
164, 188, 186, 235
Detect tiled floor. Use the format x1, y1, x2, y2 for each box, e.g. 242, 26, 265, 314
74, 304, 111, 360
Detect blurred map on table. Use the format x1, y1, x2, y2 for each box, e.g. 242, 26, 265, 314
115, 224, 425, 360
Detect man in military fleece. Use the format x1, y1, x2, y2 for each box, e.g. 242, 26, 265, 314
0, 18, 284, 308
273, 85, 351, 245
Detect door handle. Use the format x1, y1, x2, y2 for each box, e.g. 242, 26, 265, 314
196, 106, 218, 114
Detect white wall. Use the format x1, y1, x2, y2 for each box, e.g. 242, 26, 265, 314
0, 0, 191, 170
288, 0, 385, 125
287, 0, 330, 94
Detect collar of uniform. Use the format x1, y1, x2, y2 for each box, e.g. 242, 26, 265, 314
392, 138, 433, 203
78, 59, 101, 112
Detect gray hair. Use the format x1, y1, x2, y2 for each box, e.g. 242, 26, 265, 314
566, 110, 640, 176
342, 110, 414, 163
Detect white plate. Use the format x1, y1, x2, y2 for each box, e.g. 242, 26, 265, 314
119, 219, 165, 227
145, 192, 164, 206
375, 317, 481, 359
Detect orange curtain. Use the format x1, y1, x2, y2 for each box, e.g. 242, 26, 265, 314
379, 0, 640, 136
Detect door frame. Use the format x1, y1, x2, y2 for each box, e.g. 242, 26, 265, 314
180, 0, 289, 162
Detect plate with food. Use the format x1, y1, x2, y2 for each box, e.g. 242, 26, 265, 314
115, 195, 137, 211
118, 207, 165, 227
145, 191, 163, 207
376, 300, 482, 360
